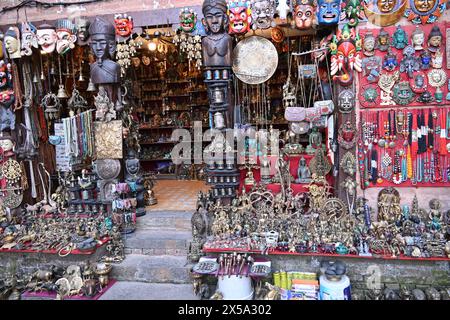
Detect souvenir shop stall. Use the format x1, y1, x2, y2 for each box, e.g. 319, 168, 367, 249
189, 0, 450, 300
0, 12, 157, 299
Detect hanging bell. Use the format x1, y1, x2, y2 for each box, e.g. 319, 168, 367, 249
86, 78, 97, 92
57, 84, 69, 99
40, 71, 46, 81
50, 66, 56, 75
32, 73, 39, 83
78, 73, 85, 82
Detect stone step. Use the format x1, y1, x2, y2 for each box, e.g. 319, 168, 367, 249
111, 254, 193, 284
124, 230, 192, 254
99, 281, 199, 300
136, 211, 192, 232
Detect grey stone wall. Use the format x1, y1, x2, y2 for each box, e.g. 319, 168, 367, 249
0, 247, 106, 276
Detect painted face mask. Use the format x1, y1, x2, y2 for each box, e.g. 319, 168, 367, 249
405, 0, 446, 24
37, 24, 58, 54
55, 19, 77, 55
20, 22, 38, 56
342, 0, 365, 27
4, 27, 21, 59
317, 0, 341, 25
227, 0, 252, 34
293, 0, 316, 30
179, 7, 198, 33
0, 61, 15, 110
330, 24, 362, 86
250, 0, 276, 30
114, 14, 134, 37
76, 17, 91, 46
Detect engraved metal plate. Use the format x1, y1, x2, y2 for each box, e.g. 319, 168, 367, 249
95, 159, 121, 180
94, 120, 123, 159
232, 36, 278, 85
193, 261, 219, 274
2, 192, 23, 209
98, 179, 118, 203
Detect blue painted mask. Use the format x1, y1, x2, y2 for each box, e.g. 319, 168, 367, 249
317, 0, 341, 25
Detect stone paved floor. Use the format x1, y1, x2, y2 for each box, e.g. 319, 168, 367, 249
148, 180, 210, 211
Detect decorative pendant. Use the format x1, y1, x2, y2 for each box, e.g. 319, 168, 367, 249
340, 151, 357, 176
360, 84, 379, 107
410, 71, 427, 93
41, 93, 61, 120
392, 81, 414, 105
338, 89, 355, 113
378, 71, 399, 105
309, 148, 332, 177
338, 120, 357, 149
1, 158, 22, 183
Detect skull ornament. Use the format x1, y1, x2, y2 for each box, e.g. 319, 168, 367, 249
329, 24, 363, 86
338, 89, 355, 113
37, 24, 58, 54
250, 0, 276, 30
114, 14, 134, 38
293, 0, 316, 30
20, 22, 38, 56
227, 0, 252, 34
55, 19, 77, 55
317, 0, 341, 25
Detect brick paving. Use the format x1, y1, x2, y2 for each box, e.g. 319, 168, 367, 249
148, 180, 210, 211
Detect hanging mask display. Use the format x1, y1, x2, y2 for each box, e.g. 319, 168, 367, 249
76, 17, 91, 46
20, 22, 38, 56
292, 0, 316, 30
404, 0, 446, 24
399, 46, 420, 79
392, 81, 414, 105
250, 0, 276, 30
362, 0, 407, 27
362, 31, 376, 56
362, 56, 382, 82
338, 89, 355, 113
173, 8, 203, 69
382, 48, 398, 71
317, 0, 341, 25
410, 71, 427, 93
227, 0, 252, 35
375, 28, 390, 52
114, 14, 134, 38
391, 25, 408, 50
341, 0, 366, 27
329, 24, 362, 86
427, 26, 443, 53
37, 24, 58, 54
411, 25, 425, 51
4, 27, 21, 59
276, 0, 290, 20
55, 19, 77, 55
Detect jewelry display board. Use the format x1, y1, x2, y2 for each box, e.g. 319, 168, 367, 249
358, 107, 450, 188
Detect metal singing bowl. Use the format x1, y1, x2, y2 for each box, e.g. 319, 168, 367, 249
232, 36, 278, 85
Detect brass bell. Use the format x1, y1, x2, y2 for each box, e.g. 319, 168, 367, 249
86, 78, 97, 92
57, 84, 69, 99
78, 73, 85, 82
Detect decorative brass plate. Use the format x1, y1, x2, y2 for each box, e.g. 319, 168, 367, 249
232, 36, 278, 85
